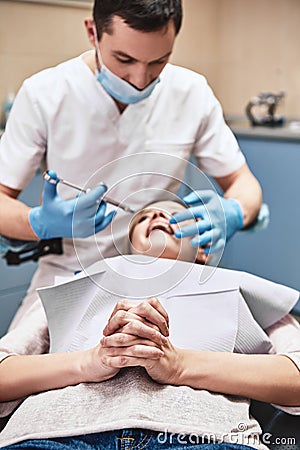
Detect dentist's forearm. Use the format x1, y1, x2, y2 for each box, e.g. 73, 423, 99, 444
215, 163, 262, 227
178, 350, 300, 406
0, 190, 37, 240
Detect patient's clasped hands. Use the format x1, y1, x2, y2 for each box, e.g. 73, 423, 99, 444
83, 297, 183, 386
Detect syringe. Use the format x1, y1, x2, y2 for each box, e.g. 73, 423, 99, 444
43, 171, 135, 214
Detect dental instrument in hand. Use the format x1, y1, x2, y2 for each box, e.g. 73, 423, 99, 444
43, 171, 135, 213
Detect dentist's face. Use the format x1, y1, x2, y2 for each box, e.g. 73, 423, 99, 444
96, 15, 176, 90
129, 201, 206, 263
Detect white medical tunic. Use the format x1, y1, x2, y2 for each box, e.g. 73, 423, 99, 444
0, 53, 245, 316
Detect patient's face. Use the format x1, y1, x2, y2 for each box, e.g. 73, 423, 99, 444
129, 201, 206, 263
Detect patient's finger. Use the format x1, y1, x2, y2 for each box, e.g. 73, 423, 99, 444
117, 322, 161, 334
146, 297, 168, 318
101, 333, 159, 349
104, 310, 137, 336
104, 298, 168, 338
129, 298, 169, 336
102, 345, 163, 365
108, 298, 168, 333
103, 311, 166, 346
104, 316, 166, 346
147, 297, 169, 328
120, 320, 167, 346
107, 299, 136, 323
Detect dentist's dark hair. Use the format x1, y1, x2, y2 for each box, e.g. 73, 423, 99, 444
93, 0, 182, 40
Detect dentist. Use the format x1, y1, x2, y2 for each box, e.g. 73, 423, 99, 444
0, 0, 262, 326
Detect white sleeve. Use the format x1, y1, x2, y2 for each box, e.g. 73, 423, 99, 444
0, 300, 49, 417
0, 79, 46, 190
193, 81, 245, 178
266, 314, 300, 415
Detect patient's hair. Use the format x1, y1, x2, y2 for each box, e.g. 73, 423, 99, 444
93, 0, 182, 40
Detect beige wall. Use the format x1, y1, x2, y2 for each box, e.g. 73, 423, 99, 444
0, 0, 91, 108
172, 0, 300, 117
1, 0, 300, 117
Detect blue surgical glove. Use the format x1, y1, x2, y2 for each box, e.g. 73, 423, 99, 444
29, 171, 116, 239
170, 190, 244, 254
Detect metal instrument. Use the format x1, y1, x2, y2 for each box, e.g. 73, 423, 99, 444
43, 171, 135, 213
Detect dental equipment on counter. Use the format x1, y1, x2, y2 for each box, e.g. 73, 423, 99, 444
245, 91, 285, 127
43, 171, 135, 214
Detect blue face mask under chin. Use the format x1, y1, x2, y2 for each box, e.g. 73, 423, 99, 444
94, 42, 160, 104
96, 65, 160, 104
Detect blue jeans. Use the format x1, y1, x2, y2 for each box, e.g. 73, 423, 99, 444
3, 429, 255, 450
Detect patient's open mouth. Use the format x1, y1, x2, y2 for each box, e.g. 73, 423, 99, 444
146, 220, 174, 237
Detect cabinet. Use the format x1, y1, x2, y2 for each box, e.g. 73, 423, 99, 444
0, 172, 43, 337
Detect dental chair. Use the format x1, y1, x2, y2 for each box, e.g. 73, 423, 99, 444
250, 400, 300, 450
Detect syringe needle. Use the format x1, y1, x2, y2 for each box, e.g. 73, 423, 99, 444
43, 171, 135, 213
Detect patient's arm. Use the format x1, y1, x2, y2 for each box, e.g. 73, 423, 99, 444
0, 350, 111, 402
101, 330, 299, 406
0, 332, 164, 402
0, 298, 168, 402
102, 302, 300, 407
0, 346, 126, 402
173, 315, 300, 406
175, 349, 300, 406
